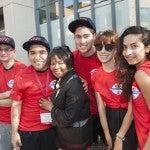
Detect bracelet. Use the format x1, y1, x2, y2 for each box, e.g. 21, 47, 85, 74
116, 134, 125, 142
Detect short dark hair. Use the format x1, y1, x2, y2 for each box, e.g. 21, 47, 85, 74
48, 45, 74, 69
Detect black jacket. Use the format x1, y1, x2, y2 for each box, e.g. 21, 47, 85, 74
51, 69, 90, 127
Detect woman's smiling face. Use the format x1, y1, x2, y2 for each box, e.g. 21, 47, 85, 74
122, 34, 148, 67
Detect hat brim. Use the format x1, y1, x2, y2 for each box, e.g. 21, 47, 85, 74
68, 19, 96, 33
23, 41, 50, 51
0, 42, 15, 49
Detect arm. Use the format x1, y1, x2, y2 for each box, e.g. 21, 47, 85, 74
0, 91, 12, 107
95, 92, 112, 150
11, 100, 22, 150
135, 70, 150, 110
143, 132, 150, 150
135, 70, 150, 148
114, 101, 133, 150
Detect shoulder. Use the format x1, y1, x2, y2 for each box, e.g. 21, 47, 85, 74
92, 67, 102, 77
72, 50, 80, 57
15, 65, 32, 77
135, 69, 150, 87
14, 60, 27, 69
14, 60, 26, 65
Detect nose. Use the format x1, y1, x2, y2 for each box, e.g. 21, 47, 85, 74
53, 63, 59, 69
80, 37, 86, 43
34, 53, 41, 59
101, 46, 105, 52
126, 48, 132, 55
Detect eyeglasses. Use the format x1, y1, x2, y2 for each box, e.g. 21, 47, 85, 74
0, 47, 14, 53
95, 44, 115, 52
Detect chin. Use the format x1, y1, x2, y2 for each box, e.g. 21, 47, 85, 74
53, 73, 61, 79
127, 61, 137, 66
35, 67, 46, 71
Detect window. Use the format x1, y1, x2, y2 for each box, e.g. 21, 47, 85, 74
78, 0, 91, 9
49, 0, 59, 20
0, 8, 4, 35
64, 0, 73, 17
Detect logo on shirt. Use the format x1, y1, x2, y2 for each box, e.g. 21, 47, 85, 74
7, 79, 14, 88
110, 83, 122, 95
90, 69, 98, 75
49, 80, 56, 89
132, 86, 141, 99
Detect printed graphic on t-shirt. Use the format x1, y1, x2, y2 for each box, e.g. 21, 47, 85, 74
49, 80, 56, 89
90, 68, 98, 75
7, 79, 14, 88
132, 86, 141, 99
110, 83, 122, 95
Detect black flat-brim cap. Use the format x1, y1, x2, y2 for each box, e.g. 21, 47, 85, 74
68, 17, 96, 33
0, 36, 15, 49
23, 36, 50, 51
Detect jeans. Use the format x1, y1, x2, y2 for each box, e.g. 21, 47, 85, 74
0, 122, 12, 150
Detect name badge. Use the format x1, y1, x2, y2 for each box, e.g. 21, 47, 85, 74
40, 110, 52, 124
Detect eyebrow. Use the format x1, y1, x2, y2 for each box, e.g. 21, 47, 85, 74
123, 42, 137, 46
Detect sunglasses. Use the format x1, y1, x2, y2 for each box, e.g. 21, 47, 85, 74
95, 44, 115, 52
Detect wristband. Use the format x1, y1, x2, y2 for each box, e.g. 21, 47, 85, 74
116, 134, 125, 142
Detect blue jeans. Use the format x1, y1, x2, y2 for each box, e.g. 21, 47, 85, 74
0, 122, 12, 150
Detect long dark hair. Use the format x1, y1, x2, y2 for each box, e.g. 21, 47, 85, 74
115, 26, 150, 100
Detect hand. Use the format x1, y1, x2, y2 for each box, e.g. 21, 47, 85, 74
113, 138, 123, 150
12, 132, 22, 150
39, 98, 53, 111
0, 90, 11, 99
79, 77, 88, 92
105, 134, 113, 150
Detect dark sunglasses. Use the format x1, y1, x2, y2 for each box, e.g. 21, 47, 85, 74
95, 44, 115, 52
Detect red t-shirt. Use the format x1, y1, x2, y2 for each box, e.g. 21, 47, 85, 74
91, 67, 128, 109
10, 66, 56, 131
0, 60, 26, 123
132, 61, 150, 149
73, 50, 101, 115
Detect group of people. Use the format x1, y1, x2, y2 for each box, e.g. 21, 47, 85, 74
0, 17, 149, 150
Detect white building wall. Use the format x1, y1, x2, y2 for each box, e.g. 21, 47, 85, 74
2, 0, 36, 65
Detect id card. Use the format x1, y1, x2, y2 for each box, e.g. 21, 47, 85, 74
40, 110, 52, 124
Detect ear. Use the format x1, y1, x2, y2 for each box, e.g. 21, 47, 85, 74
145, 44, 150, 53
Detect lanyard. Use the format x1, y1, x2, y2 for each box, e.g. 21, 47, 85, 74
33, 68, 50, 98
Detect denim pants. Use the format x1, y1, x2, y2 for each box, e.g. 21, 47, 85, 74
0, 122, 12, 150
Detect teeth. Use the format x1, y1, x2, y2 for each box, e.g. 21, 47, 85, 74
100, 55, 108, 58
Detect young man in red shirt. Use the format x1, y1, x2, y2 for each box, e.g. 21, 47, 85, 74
10, 36, 57, 150
68, 17, 105, 146
0, 36, 26, 150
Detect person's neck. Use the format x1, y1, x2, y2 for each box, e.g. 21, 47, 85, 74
102, 60, 116, 72
35, 67, 48, 73
3, 59, 15, 70
81, 47, 96, 57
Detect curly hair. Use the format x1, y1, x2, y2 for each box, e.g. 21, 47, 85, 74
115, 26, 150, 100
